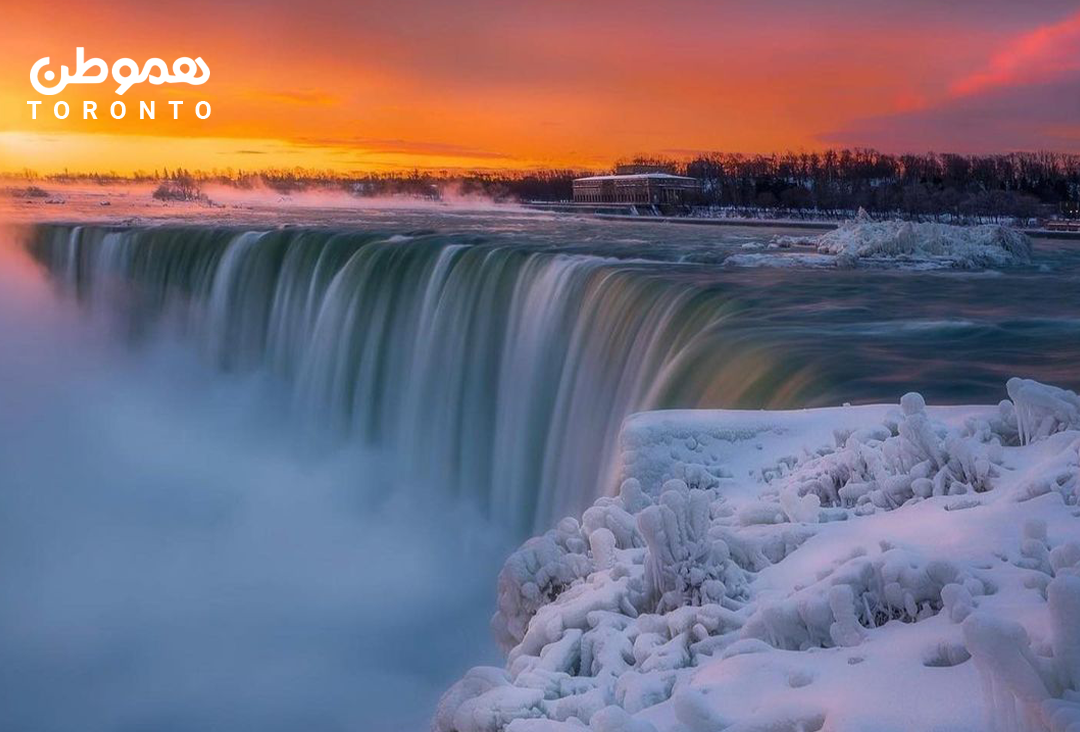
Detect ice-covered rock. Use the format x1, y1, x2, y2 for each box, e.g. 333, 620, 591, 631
941, 582, 976, 623
964, 576, 1080, 732
1007, 378, 1080, 445
742, 548, 985, 650
435, 667, 545, 732
776, 387, 1005, 513
1048, 576, 1080, 693
492, 518, 594, 652
827, 584, 866, 647
638, 480, 745, 613
964, 614, 1052, 731
810, 213, 1033, 269
588, 705, 657, 732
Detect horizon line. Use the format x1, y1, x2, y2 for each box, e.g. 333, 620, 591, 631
5, 145, 1080, 181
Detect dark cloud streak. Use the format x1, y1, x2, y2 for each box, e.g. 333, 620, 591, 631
822, 74, 1080, 153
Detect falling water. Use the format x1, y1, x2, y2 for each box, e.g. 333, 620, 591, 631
25, 223, 817, 533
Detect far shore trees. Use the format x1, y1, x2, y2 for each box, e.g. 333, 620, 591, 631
10, 148, 1080, 223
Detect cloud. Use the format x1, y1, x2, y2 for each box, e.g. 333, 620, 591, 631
950, 10, 1080, 96
295, 136, 513, 161
821, 74, 1080, 153
822, 10, 1080, 154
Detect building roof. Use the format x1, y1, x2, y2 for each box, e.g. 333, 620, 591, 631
573, 173, 699, 182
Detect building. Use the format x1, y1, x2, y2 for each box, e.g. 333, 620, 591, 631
572, 173, 702, 205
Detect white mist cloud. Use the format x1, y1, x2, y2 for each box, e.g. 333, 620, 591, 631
0, 230, 506, 732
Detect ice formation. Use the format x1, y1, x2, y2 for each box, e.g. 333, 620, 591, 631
758, 209, 1034, 269
1008, 378, 1080, 445
437, 378, 1080, 732
963, 575, 1080, 732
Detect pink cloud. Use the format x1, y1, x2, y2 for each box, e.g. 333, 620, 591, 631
950, 10, 1080, 96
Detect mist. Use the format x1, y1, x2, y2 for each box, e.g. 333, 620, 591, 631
0, 231, 507, 731
1, 180, 529, 227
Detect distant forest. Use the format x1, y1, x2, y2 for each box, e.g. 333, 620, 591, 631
14, 148, 1080, 221
678, 150, 1080, 221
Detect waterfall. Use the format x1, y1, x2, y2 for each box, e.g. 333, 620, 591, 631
24, 223, 815, 533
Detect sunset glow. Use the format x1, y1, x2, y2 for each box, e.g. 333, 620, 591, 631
3, 0, 1080, 174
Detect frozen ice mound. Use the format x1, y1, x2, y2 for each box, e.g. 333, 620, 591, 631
437, 378, 1080, 732
744, 209, 1035, 270
815, 210, 1033, 268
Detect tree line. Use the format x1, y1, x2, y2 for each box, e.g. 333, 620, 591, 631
203, 150, 1080, 220
13, 149, 1080, 221
678, 150, 1080, 221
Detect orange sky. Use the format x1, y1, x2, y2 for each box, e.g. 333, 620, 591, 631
2, 0, 1080, 174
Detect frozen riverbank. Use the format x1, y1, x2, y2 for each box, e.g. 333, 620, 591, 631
438, 378, 1080, 732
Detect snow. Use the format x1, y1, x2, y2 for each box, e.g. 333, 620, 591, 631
573, 174, 699, 182
725, 209, 1034, 269
438, 378, 1080, 732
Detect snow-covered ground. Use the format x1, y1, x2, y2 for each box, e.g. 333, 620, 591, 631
437, 378, 1080, 732
727, 210, 1034, 270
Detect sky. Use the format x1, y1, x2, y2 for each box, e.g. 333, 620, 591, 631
2, 0, 1080, 174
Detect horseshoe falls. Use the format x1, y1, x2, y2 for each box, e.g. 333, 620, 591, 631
4, 215, 1080, 732
24, 223, 816, 532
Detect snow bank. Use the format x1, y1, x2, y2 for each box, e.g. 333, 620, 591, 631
731, 210, 1034, 269
437, 379, 1080, 732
